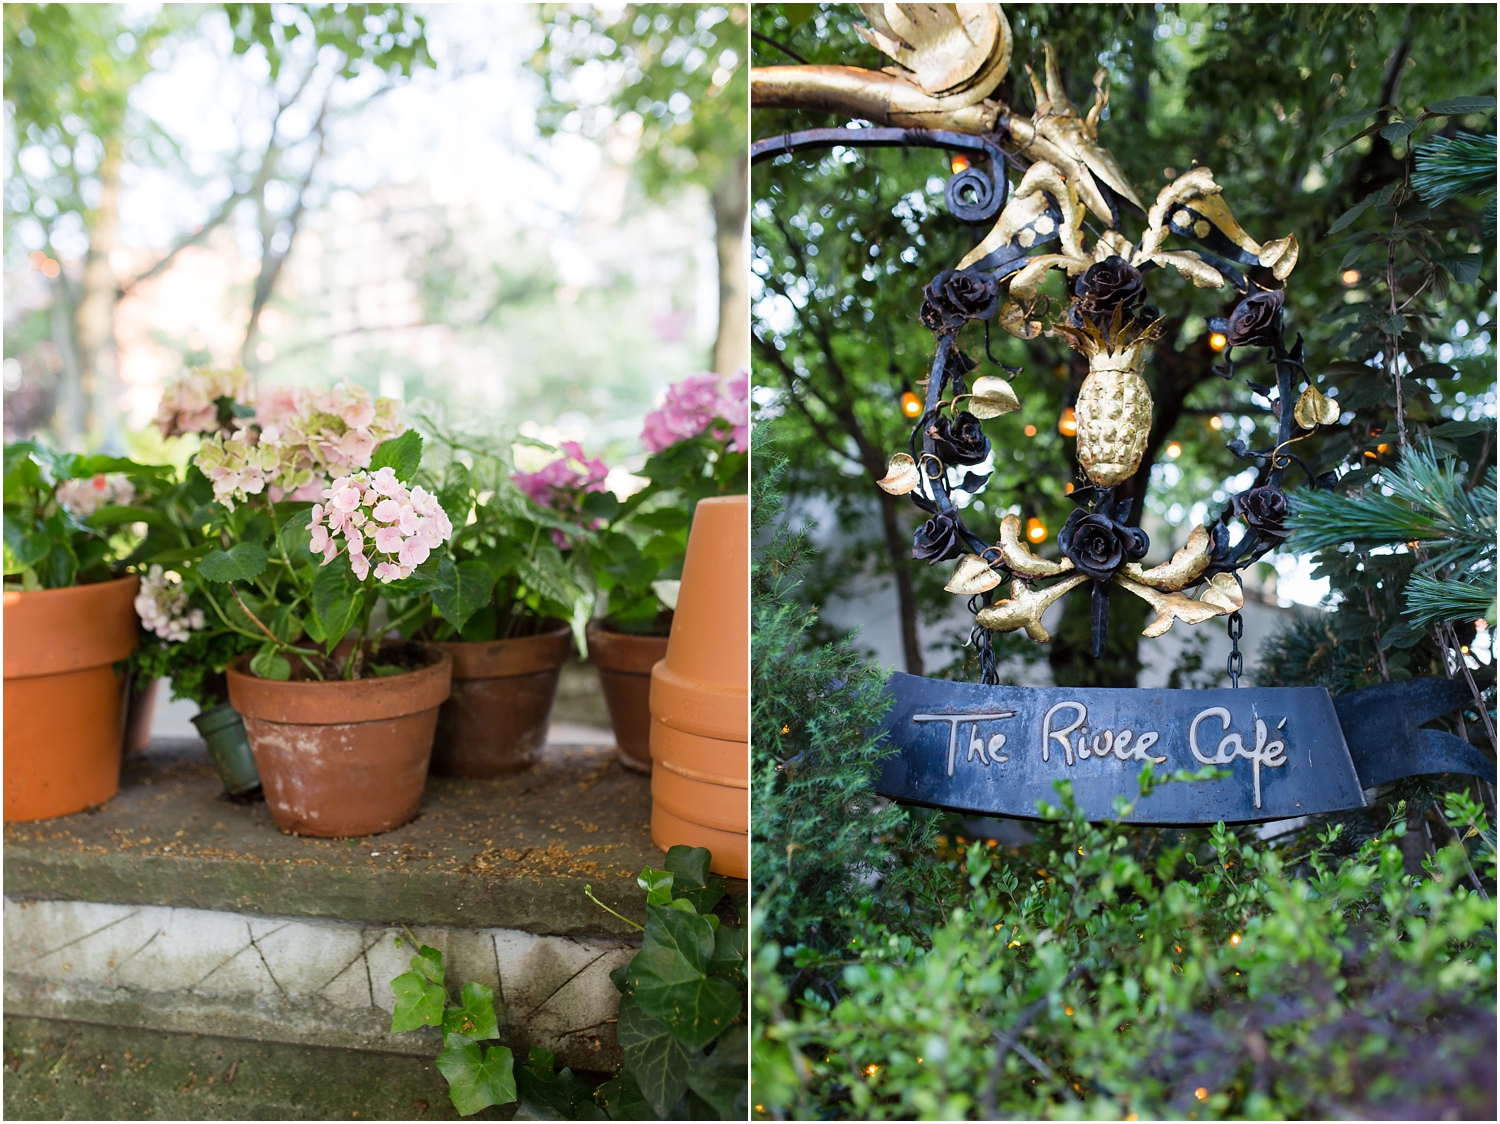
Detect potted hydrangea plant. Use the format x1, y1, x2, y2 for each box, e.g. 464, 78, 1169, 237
378, 422, 596, 777
150, 372, 459, 837
3, 443, 171, 821
584, 371, 748, 771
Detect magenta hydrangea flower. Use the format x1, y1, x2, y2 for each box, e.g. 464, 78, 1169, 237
640, 370, 749, 454
512, 441, 609, 549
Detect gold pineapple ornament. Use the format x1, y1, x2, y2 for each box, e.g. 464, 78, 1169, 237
1060, 309, 1164, 489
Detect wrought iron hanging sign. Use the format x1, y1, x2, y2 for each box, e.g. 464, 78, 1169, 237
753, 4, 1493, 822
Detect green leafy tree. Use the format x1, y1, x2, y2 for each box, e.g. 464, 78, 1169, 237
4, 4, 433, 448
533, 3, 750, 375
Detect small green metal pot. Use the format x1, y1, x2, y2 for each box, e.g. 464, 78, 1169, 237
191, 703, 261, 796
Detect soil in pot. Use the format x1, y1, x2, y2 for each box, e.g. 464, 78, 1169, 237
587, 618, 671, 773
428, 619, 572, 777
226, 641, 451, 838
4, 575, 140, 822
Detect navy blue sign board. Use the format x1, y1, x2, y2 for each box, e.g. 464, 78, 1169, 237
876, 674, 1495, 825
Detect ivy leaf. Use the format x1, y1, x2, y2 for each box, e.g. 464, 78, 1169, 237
198, 543, 268, 583
441, 981, 499, 1041
616, 994, 700, 1117
249, 643, 291, 681
665, 845, 725, 913
638, 867, 675, 906
434, 1033, 516, 1116
389, 970, 445, 1032
1426, 96, 1497, 115
686, 1024, 749, 1120
592, 1068, 656, 1121
514, 1052, 607, 1120
411, 944, 445, 985
628, 905, 741, 1050
707, 924, 747, 979
368, 429, 424, 481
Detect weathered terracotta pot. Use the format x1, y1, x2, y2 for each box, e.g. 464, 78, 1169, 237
587, 622, 670, 774
4, 576, 140, 822
226, 649, 451, 838
429, 622, 571, 777
649, 496, 749, 877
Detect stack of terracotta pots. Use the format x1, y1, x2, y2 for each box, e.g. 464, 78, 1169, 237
3, 576, 140, 822
648, 495, 748, 879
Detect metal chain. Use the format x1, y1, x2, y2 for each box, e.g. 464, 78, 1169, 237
1226, 611, 1244, 688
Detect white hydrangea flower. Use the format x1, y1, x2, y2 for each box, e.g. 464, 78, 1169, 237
134, 565, 207, 643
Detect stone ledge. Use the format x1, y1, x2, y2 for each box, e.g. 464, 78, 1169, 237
4, 898, 632, 1072
4, 738, 671, 938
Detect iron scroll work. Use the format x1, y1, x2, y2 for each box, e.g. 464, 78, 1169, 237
754, 10, 1493, 825
876, 675, 1497, 825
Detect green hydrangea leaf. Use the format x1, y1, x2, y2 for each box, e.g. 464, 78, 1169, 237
198, 543, 268, 583
369, 430, 424, 481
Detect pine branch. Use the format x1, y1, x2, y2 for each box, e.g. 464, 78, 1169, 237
1404, 575, 1498, 629
1412, 132, 1497, 205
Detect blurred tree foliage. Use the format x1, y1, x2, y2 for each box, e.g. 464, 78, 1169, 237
533, 4, 750, 375
4, 3, 433, 448
750, 3, 1496, 685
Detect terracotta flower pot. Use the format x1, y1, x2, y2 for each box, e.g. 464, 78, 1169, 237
123, 675, 160, 754
587, 621, 670, 774
649, 495, 749, 878
429, 622, 572, 777
226, 648, 451, 838
3, 576, 140, 822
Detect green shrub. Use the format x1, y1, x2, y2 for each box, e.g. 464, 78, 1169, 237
754, 778, 1496, 1120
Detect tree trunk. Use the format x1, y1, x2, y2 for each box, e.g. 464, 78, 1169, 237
47, 278, 86, 449
710, 155, 750, 376
75, 138, 124, 451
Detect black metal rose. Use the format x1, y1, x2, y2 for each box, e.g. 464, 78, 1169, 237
1058, 509, 1147, 582
927, 411, 990, 466
1225, 288, 1285, 348
920, 269, 1001, 333
913, 511, 965, 562
1236, 485, 1289, 539
1072, 255, 1146, 329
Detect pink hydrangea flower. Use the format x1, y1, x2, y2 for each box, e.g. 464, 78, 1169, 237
308, 469, 453, 584
640, 370, 749, 453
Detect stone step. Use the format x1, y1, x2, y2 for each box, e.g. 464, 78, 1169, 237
3, 1015, 517, 1120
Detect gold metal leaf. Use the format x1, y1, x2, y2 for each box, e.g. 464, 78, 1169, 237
1259, 234, 1300, 281
976, 575, 1088, 642
1116, 572, 1244, 638
945, 553, 1003, 595
997, 301, 1043, 340
998, 513, 1073, 577
1144, 250, 1226, 290
1121, 524, 1213, 591
1293, 384, 1340, 430
855, 3, 1010, 104
876, 452, 921, 495
969, 375, 1021, 420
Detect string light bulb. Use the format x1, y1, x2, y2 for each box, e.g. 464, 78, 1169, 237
1209, 415, 1224, 430
900, 391, 923, 418
950, 153, 971, 174
1026, 517, 1047, 543
1167, 441, 1183, 459
1208, 332, 1228, 352
1024, 423, 1038, 437
1341, 269, 1361, 286
1058, 406, 1078, 437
